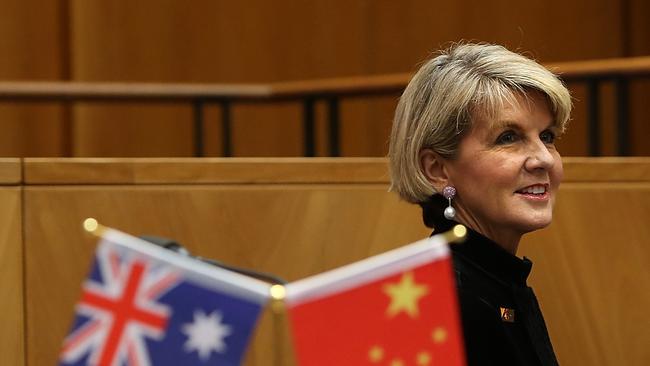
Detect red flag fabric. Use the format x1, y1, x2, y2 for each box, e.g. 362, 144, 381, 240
285, 235, 465, 366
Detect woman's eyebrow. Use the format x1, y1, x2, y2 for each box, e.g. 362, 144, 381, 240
490, 120, 522, 132
491, 120, 556, 132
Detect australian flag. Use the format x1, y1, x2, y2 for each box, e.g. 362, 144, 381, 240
59, 228, 270, 366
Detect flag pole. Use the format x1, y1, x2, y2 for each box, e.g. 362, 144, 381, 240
269, 284, 286, 316
268, 285, 287, 366
441, 224, 468, 244
83, 217, 108, 237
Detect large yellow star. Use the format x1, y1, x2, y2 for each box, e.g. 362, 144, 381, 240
383, 271, 429, 318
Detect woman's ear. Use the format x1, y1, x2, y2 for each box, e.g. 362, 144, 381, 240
419, 148, 450, 192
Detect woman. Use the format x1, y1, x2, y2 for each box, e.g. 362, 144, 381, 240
389, 43, 571, 365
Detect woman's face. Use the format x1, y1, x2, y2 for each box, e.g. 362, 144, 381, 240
444, 91, 563, 249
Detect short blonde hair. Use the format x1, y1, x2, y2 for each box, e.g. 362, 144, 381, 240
388, 43, 572, 203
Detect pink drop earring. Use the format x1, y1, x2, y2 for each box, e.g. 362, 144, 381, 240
442, 186, 456, 220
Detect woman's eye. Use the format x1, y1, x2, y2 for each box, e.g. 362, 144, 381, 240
496, 131, 518, 145
540, 130, 556, 144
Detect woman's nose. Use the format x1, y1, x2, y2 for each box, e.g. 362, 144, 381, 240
524, 141, 555, 172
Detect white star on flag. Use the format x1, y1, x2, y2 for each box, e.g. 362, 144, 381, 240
182, 309, 233, 361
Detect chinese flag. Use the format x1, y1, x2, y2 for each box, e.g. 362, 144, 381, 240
285, 235, 465, 366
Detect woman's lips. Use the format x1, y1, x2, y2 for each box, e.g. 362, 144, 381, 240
515, 191, 550, 201
515, 184, 550, 201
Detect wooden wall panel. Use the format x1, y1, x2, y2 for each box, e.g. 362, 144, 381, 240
66, 0, 644, 157
0, 0, 644, 156
0, 0, 67, 157
629, 81, 650, 156
359, 0, 627, 157
0, 188, 23, 366
628, 0, 650, 155
230, 103, 303, 157
68, 1, 370, 157
71, 103, 195, 157
0, 0, 643, 156
21, 158, 650, 365
520, 184, 650, 366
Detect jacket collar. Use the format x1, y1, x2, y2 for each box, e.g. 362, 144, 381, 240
433, 220, 533, 285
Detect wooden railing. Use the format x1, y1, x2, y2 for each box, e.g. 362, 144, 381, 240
1, 56, 649, 157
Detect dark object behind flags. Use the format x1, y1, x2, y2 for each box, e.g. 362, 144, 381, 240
59, 228, 270, 366
285, 234, 466, 366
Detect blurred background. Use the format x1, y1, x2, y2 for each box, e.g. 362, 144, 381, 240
1, 0, 648, 158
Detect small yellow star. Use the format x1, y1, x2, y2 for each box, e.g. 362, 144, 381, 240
383, 272, 429, 318
368, 345, 384, 363
390, 359, 405, 366
432, 327, 448, 344
416, 351, 432, 365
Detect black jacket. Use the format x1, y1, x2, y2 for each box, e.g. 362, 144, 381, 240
435, 222, 559, 366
